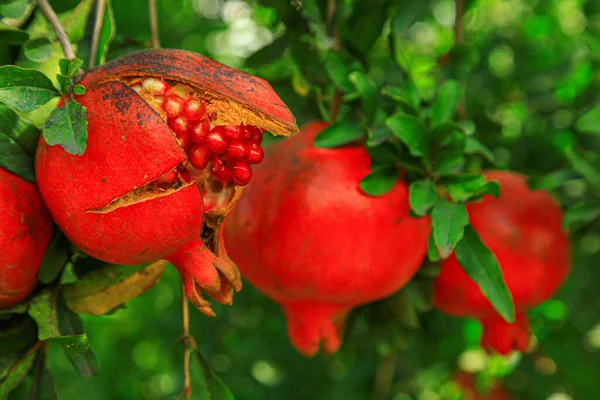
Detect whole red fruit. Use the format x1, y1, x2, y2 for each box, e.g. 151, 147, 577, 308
225, 121, 431, 356
434, 170, 571, 355
36, 49, 297, 316
0, 168, 53, 308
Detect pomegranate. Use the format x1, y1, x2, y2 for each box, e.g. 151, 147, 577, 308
0, 168, 53, 308
434, 170, 571, 355
224, 121, 430, 356
35, 49, 297, 316
453, 372, 514, 400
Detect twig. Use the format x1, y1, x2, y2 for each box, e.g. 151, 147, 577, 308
327, 0, 342, 122
371, 354, 397, 400
440, 0, 464, 66
36, 0, 75, 59
182, 286, 192, 399
148, 0, 161, 49
88, 0, 107, 68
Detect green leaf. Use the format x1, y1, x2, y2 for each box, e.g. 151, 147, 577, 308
94, 0, 115, 65
390, 1, 431, 34
0, 105, 39, 182
24, 37, 52, 62
0, 344, 39, 398
366, 126, 394, 147
0, 21, 29, 44
0, 0, 30, 19
563, 203, 600, 231
427, 231, 441, 262
73, 84, 86, 95
0, 316, 37, 357
575, 105, 600, 134
455, 225, 515, 322
359, 165, 398, 196
409, 179, 438, 216
381, 86, 419, 115
38, 231, 71, 284
563, 147, 600, 190
324, 52, 356, 92
58, 58, 83, 79
189, 348, 235, 400
386, 112, 429, 158
367, 142, 400, 164
349, 71, 378, 124
0, 66, 58, 112
244, 34, 290, 68
527, 169, 579, 191
430, 80, 461, 128
464, 137, 495, 162
434, 151, 465, 176
42, 99, 88, 155
27, 288, 61, 340
29, 351, 58, 400
431, 198, 469, 259
0, 302, 28, 318
313, 121, 365, 148
444, 174, 500, 202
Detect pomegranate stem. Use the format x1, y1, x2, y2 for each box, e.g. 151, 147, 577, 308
88, 0, 107, 68
35, 0, 76, 59
148, 0, 161, 49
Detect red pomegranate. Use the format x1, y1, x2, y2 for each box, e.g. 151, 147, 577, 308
224, 121, 431, 356
36, 49, 297, 316
0, 168, 53, 308
434, 170, 571, 355
453, 372, 514, 400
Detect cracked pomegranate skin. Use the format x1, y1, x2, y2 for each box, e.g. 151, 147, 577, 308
225, 121, 431, 356
0, 168, 53, 308
434, 170, 571, 355
35, 49, 297, 315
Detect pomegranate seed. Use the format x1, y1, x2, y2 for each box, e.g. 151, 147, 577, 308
131, 84, 142, 93
245, 125, 263, 142
190, 119, 210, 144
182, 98, 206, 121
168, 84, 194, 100
222, 126, 247, 140
178, 168, 191, 182
224, 141, 246, 160
210, 156, 232, 183
230, 161, 252, 186
142, 78, 169, 95
169, 117, 190, 149
156, 168, 178, 184
246, 142, 264, 164
162, 95, 185, 118
206, 130, 228, 154
154, 95, 165, 106
188, 145, 212, 170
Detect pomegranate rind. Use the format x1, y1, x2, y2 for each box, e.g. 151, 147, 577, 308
0, 168, 53, 308
79, 48, 298, 137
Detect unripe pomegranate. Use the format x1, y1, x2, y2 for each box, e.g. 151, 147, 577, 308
36, 49, 297, 316
0, 168, 53, 308
434, 171, 571, 355
225, 121, 430, 356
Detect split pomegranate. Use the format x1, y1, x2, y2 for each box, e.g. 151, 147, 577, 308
433, 170, 571, 355
0, 168, 53, 308
36, 49, 297, 316
224, 121, 431, 356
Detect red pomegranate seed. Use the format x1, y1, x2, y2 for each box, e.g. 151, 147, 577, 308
142, 78, 169, 95
245, 125, 263, 142
182, 98, 206, 121
178, 168, 191, 182
224, 141, 246, 160
230, 161, 252, 186
246, 142, 264, 164
190, 119, 210, 144
210, 156, 232, 183
206, 130, 228, 154
188, 145, 212, 170
156, 168, 178, 184
169, 117, 190, 148
162, 95, 185, 118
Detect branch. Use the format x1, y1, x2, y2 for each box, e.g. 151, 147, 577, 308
327, 0, 342, 122
181, 286, 193, 399
440, 0, 464, 66
36, 0, 75, 59
148, 0, 161, 49
88, 0, 107, 68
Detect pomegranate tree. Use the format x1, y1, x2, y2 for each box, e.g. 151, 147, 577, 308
35, 49, 297, 316
434, 171, 571, 355
0, 167, 53, 308
225, 121, 431, 356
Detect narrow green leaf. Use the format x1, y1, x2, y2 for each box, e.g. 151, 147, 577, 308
313, 121, 365, 148
434, 151, 465, 176
0, 66, 58, 112
0, 0, 30, 19
563, 202, 600, 231
42, 99, 88, 155
94, 0, 115, 65
30, 351, 59, 400
58, 58, 83, 79
349, 71, 378, 124
0, 21, 29, 44
24, 37, 52, 62
455, 225, 515, 322
464, 137, 494, 162
564, 147, 600, 190
431, 198, 469, 259
381, 86, 419, 115
0, 105, 40, 182
324, 52, 355, 92
189, 348, 235, 400
527, 169, 579, 191
386, 112, 429, 158
430, 80, 461, 128
575, 105, 600, 134
359, 165, 398, 196
0, 344, 39, 398
38, 231, 71, 284
409, 179, 438, 216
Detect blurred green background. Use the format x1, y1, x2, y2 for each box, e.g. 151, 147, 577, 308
5, 0, 600, 398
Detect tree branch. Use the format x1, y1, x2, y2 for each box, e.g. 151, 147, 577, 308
36, 0, 75, 59
182, 286, 193, 399
88, 0, 107, 68
148, 0, 161, 49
